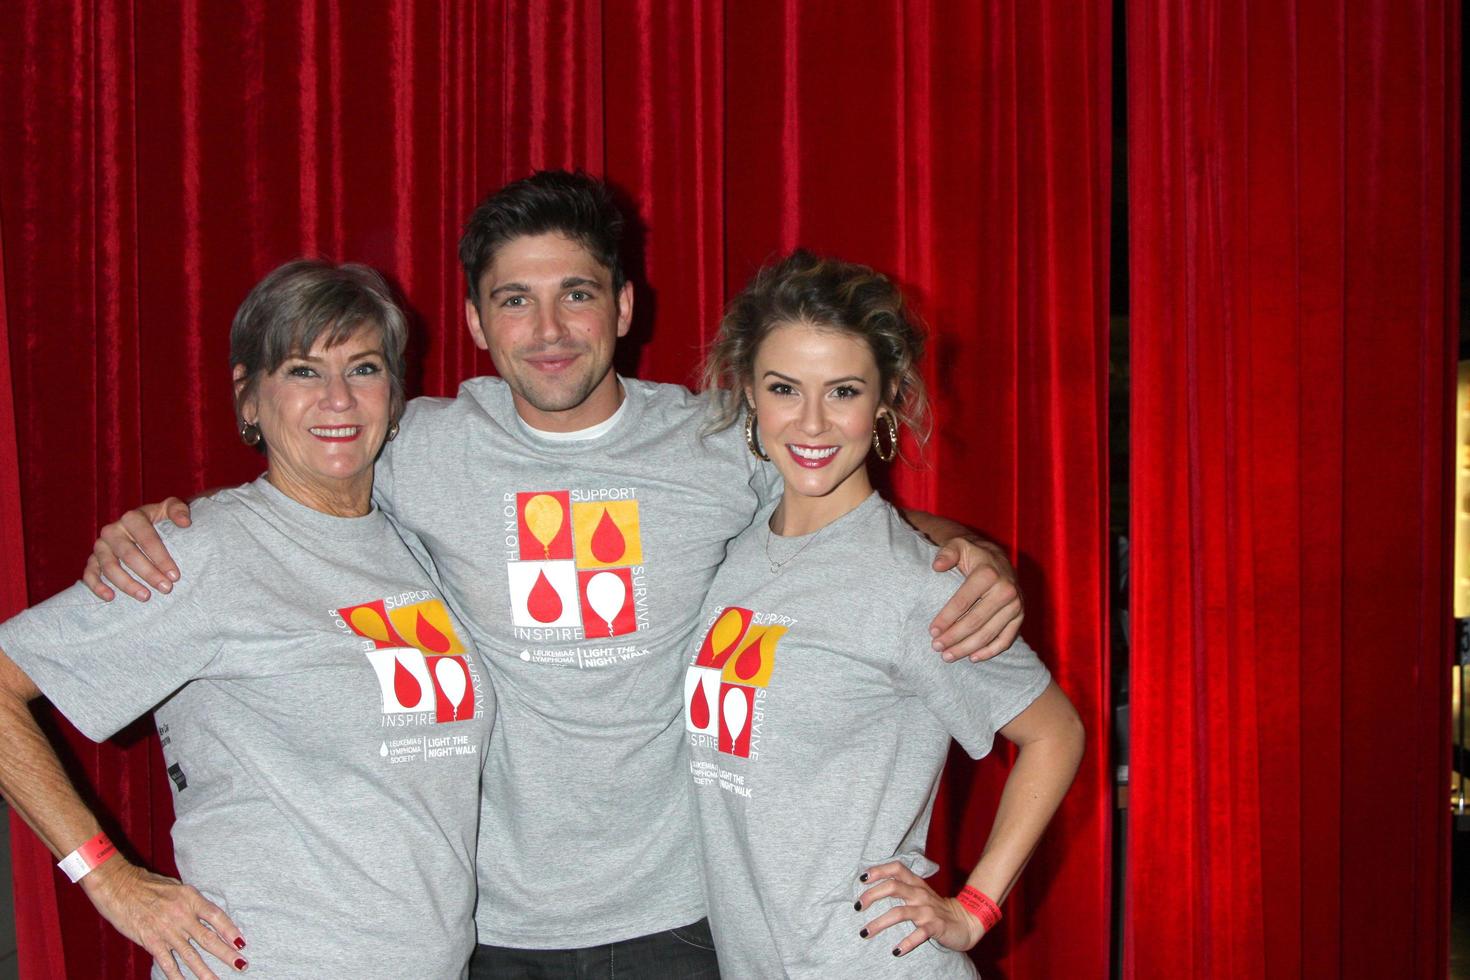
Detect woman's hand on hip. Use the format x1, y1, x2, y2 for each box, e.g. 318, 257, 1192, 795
856, 861, 985, 956
82, 857, 246, 978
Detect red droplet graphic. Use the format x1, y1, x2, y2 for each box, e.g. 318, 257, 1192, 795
414, 610, 452, 653
734, 638, 763, 680
689, 677, 710, 729
527, 570, 563, 623
393, 655, 422, 709
590, 509, 627, 564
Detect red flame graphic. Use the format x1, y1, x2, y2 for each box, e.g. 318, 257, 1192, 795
527, 570, 564, 623
414, 609, 451, 653
590, 508, 627, 564
393, 655, 422, 709
734, 636, 764, 681
689, 676, 711, 729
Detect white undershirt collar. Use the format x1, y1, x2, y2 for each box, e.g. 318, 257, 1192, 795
518, 392, 630, 442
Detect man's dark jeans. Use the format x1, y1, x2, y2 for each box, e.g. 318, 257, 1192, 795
469, 918, 720, 979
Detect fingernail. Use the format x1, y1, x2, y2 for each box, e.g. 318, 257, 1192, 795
930, 627, 939, 636
932, 641, 944, 651
234, 958, 248, 971
892, 948, 902, 957
859, 872, 868, 882
859, 928, 869, 939
853, 900, 862, 911
168, 570, 180, 581
234, 937, 246, 950
157, 581, 171, 593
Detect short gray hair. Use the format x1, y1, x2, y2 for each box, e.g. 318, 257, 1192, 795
230, 260, 409, 442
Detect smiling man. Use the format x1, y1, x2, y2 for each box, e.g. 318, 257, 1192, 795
86, 171, 1024, 978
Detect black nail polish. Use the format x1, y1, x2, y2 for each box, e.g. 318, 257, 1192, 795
860, 872, 868, 882
892, 948, 902, 957
859, 928, 869, 939
853, 900, 862, 911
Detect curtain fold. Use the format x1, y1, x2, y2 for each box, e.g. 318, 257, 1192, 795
0, 190, 70, 980
2, 3, 1113, 975
1124, 0, 1458, 975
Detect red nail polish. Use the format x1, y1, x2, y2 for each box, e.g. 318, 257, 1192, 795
234, 958, 247, 971
234, 937, 246, 950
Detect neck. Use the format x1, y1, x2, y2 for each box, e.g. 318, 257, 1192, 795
265, 467, 374, 518
770, 475, 873, 537
513, 373, 624, 433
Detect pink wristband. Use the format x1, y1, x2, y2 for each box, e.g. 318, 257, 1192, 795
57, 832, 117, 883
955, 885, 1002, 932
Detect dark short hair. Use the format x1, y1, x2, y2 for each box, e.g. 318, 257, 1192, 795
701, 249, 930, 447
458, 170, 626, 305
230, 260, 409, 445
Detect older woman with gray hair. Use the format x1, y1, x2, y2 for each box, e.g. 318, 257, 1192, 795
0, 260, 493, 979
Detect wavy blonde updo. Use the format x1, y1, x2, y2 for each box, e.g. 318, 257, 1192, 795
701, 249, 930, 450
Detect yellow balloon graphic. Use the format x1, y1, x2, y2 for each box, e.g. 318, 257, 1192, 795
349, 607, 391, 644
710, 608, 745, 661
524, 494, 565, 559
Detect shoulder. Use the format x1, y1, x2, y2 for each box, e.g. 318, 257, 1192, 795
626, 380, 754, 461
866, 499, 955, 579
383, 380, 510, 479
400, 377, 506, 430
154, 485, 262, 568
855, 501, 964, 625
624, 378, 714, 421
628, 381, 749, 457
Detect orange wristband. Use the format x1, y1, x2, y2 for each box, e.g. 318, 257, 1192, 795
57, 832, 117, 883
955, 885, 1002, 932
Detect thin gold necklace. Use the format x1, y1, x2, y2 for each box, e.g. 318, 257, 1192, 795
764, 520, 828, 574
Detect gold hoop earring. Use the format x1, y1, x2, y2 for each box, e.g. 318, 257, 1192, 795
872, 412, 898, 463
744, 406, 769, 461
240, 421, 261, 447
386, 420, 400, 442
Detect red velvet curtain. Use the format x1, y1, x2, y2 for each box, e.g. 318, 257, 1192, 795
0, 3, 1112, 976
1125, 1, 1458, 976
1, 187, 68, 979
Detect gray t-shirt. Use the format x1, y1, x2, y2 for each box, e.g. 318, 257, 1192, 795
0, 478, 493, 978
684, 493, 1051, 979
376, 376, 779, 948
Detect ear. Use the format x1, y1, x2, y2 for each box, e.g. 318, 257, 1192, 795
742, 382, 756, 410
232, 365, 254, 420
614, 281, 634, 339
465, 298, 490, 351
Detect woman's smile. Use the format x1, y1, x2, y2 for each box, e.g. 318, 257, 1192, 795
786, 443, 840, 467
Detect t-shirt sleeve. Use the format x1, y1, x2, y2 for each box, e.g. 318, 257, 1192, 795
724, 417, 783, 507
0, 522, 224, 742
892, 574, 1052, 760
750, 456, 783, 508
372, 399, 419, 517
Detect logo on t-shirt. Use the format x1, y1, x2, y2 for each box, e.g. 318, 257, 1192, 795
333, 593, 484, 732
685, 606, 788, 761
503, 488, 651, 659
